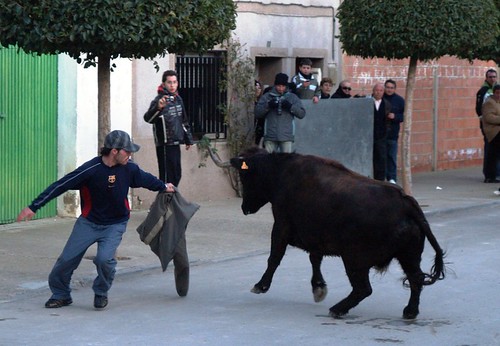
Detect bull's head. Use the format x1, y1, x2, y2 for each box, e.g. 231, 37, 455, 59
230, 148, 271, 215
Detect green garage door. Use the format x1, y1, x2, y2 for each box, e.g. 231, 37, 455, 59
0, 47, 58, 224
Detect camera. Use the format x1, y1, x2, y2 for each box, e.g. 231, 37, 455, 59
276, 97, 282, 115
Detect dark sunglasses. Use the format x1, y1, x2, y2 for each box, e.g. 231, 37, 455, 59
342, 87, 352, 91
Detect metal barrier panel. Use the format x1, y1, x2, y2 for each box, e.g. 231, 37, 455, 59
295, 98, 374, 177
0, 47, 58, 224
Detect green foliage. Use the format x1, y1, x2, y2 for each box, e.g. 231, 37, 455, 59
337, 0, 499, 61
458, 0, 500, 64
196, 135, 215, 168
195, 37, 256, 195
219, 38, 256, 195
0, 0, 237, 65
220, 37, 256, 159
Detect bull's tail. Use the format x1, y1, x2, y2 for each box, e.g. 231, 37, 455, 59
407, 196, 446, 286
421, 223, 446, 285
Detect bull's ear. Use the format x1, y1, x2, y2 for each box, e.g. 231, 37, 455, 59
230, 157, 250, 171
230, 157, 243, 169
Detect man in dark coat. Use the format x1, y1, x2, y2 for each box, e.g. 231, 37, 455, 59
255, 73, 306, 153
476, 68, 498, 182
144, 70, 194, 186
372, 83, 392, 181
383, 79, 405, 184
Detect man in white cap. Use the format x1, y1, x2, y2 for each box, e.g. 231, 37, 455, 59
17, 130, 174, 310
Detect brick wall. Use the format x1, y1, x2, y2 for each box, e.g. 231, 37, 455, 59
343, 55, 497, 173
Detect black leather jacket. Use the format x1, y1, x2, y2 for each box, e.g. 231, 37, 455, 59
144, 92, 194, 146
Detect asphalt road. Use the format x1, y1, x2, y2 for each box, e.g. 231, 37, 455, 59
1, 205, 499, 346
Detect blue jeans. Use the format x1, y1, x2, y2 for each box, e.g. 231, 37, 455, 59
48, 217, 128, 299
386, 139, 398, 181
264, 140, 293, 153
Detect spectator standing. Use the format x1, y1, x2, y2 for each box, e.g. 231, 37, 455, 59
476, 69, 498, 182
319, 77, 334, 99
331, 80, 353, 99
383, 79, 405, 184
16, 130, 174, 309
144, 70, 194, 186
481, 84, 500, 184
255, 73, 306, 153
254, 80, 265, 146
371, 83, 392, 181
291, 58, 320, 103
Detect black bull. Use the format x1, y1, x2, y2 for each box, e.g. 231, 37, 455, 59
230, 148, 445, 319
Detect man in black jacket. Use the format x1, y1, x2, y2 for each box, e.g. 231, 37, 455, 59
384, 79, 405, 184
476, 69, 498, 182
372, 83, 392, 181
144, 70, 194, 186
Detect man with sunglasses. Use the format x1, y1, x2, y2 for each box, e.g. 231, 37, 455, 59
331, 80, 353, 98
16, 130, 174, 310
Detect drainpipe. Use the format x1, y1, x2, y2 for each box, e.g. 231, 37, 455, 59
432, 66, 439, 171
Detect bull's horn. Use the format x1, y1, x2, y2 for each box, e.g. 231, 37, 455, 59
207, 146, 231, 168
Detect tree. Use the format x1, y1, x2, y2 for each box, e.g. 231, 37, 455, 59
457, 0, 500, 65
0, 0, 237, 146
337, 0, 500, 195
197, 37, 257, 196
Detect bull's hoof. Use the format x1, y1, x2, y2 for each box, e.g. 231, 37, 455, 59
250, 284, 269, 294
313, 285, 328, 303
330, 306, 349, 318
329, 307, 348, 319
403, 306, 419, 320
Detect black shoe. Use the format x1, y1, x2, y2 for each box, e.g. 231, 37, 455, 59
484, 178, 500, 183
45, 298, 73, 308
94, 295, 108, 309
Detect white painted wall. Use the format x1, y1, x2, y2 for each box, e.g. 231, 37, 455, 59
57, 56, 134, 217
236, 13, 332, 53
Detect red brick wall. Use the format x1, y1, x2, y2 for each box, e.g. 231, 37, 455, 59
343, 55, 497, 173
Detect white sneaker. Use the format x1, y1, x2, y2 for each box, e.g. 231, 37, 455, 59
388, 179, 397, 184
494, 190, 500, 196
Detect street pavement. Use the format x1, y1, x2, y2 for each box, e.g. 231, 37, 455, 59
1, 165, 500, 345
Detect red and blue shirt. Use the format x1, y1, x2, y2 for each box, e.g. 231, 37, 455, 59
29, 156, 166, 225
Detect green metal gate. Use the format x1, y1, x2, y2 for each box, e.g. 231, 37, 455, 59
0, 47, 58, 224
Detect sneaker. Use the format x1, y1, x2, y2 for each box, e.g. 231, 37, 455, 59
94, 295, 108, 309
45, 297, 73, 308
494, 190, 500, 196
388, 179, 397, 184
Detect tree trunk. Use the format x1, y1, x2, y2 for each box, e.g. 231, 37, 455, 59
401, 57, 418, 195
97, 56, 111, 149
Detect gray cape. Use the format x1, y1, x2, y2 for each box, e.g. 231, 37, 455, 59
136, 190, 199, 271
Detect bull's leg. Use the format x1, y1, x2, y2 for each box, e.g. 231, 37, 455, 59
310, 252, 328, 302
398, 256, 424, 319
329, 267, 372, 318
251, 224, 288, 294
